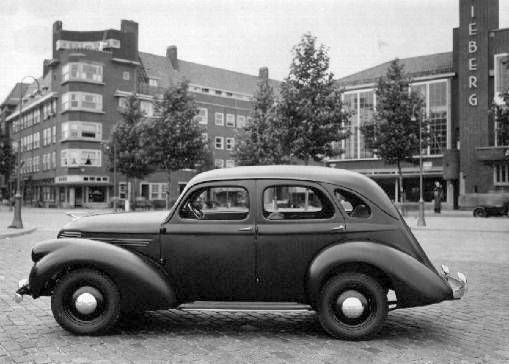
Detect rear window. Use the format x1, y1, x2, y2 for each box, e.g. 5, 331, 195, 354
334, 188, 371, 218
263, 185, 335, 220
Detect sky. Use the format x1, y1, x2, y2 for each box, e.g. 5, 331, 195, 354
1, 0, 509, 102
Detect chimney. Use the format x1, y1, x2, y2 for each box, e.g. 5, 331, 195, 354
121, 20, 139, 56
166, 45, 178, 70
258, 67, 269, 80
52, 21, 62, 58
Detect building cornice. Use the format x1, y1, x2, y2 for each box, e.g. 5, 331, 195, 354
6, 92, 58, 122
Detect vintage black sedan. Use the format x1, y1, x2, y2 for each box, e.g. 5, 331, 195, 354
15, 166, 466, 340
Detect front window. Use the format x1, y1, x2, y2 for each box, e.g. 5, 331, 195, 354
180, 186, 249, 220
60, 149, 102, 167
62, 62, 103, 83
262, 185, 335, 220
62, 92, 103, 112
62, 122, 102, 141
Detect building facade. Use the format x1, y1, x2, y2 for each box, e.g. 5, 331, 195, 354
328, 0, 509, 207
1, 20, 277, 208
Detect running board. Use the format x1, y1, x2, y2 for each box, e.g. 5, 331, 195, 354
178, 301, 313, 312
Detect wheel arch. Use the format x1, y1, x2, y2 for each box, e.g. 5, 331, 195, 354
306, 241, 452, 309
29, 238, 177, 312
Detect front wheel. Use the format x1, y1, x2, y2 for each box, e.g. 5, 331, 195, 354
317, 272, 388, 340
473, 207, 487, 218
51, 269, 120, 335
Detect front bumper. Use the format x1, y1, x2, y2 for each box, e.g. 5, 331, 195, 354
14, 279, 31, 303
441, 265, 467, 299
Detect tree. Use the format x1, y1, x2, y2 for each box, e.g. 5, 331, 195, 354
145, 81, 207, 208
493, 91, 509, 146
278, 33, 348, 164
107, 96, 156, 207
0, 128, 15, 199
233, 74, 285, 165
361, 58, 426, 205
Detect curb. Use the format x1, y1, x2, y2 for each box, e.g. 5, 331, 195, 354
0, 227, 37, 239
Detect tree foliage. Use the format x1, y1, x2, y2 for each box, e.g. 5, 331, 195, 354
145, 81, 207, 205
278, 33, 348, 164
107, 96, 156, 181
493, 91, 509, 146
0, 128, 15, 189
233, 74, 285, 165
361, 59, 426, 202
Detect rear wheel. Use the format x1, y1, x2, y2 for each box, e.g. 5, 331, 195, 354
317, 272, 387, 340
51, 269, 120, 335
473, 207, 487, 218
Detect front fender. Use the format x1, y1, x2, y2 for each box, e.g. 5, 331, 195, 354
29, 238, 177, 311
307, 241, 453, 309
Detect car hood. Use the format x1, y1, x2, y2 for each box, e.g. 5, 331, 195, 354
60, 211, 170, 234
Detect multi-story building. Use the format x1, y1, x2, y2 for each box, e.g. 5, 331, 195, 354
1, 20, 278, 208
328, 0, 509, 208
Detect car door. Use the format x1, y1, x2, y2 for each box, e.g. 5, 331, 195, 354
161, 180, 256, 302
255, 179, 346, 302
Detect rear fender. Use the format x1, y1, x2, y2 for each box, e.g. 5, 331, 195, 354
307, 241, 453, 309
29, 238, 177, 311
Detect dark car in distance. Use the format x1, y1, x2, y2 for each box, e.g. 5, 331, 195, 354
15, 166, 467, 340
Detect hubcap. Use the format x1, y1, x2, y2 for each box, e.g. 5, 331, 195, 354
341, 297, 364, 318
75, 292, 97, 315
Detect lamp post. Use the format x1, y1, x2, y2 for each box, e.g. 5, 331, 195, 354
412, 107, 426, 227
103, 142, 118, 212
9, 76, 41, 229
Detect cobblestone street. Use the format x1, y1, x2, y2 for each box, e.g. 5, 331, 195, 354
1, 209, 508, 363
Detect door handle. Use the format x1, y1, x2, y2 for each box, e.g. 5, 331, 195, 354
331, 224, 346, 232
238, 226, 254, 232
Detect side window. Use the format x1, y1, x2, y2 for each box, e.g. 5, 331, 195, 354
263, 185, 334, 220
334, 188, 371, 218
179, 186, 249, 220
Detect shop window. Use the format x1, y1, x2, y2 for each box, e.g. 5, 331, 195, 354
334, 188, 371, 218
263, 185, 334, 220
180, 186, 249, 220
88, 186, 106, 203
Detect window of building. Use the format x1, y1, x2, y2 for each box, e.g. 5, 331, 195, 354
118, 182, 130, 199
225, 137, 235, 150
179, 186, 249, 220
215, 112, 224, 126
494, 54, 509, 103
61, 92, 103, 112
118, 97, 128, 109
237, 115, 246, 128
201, 132, 208, 142
140, 183, 167, 200
262, 185, 335, 220
33, 132, 40, 149
33, 156, 40, 172
52, 151, 56, 169
215, 136, 224, 149
52, 126, 56, 143
226, 113, 235, 127
140, 100, 154, 116
62, 122, 102, 141
62, 62, 103, 83
334, 188, 371, 218
33, 109, 40, 124
225, 159, 235, 168
148, 78, 158, 87
27, 134, 33, 151
214, 159, 224, 168
494, 163, 509, 186
42, 128, 50, 146
60, 149, 102, 167
195, 108, 208, 125
122, 71, 130, 80
428, 82, 448, 155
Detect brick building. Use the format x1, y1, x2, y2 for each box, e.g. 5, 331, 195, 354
1, 20, 278, 208
327, 0, 509, 208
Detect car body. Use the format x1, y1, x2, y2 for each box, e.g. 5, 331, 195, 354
15, 166, 467, 340
473, 203, 508, 217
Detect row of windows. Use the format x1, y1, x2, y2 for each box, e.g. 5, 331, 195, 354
190, 85, 252, 101
214, 159, 235, 169
12, 99, 57, 133
62, 62, 103, 83
341, 80, 449, 160
62, 121, 102, 141
195, 108, 249, 128
16, 127, 56, 152
180, 185, 370, 221
62, 92, 103, 112
61, 149, 102, 167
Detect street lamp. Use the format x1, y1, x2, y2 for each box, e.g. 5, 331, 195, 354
9, 76, 41, 229
103, 142, 118, 212
411, 106, 426, 227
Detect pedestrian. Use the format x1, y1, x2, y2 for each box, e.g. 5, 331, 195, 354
433, 181, 443, 213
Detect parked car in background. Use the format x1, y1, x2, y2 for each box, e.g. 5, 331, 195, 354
15, 166, 467, 340
473, 202, 509, 217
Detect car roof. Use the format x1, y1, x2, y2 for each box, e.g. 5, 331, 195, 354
187, 165, 399, 218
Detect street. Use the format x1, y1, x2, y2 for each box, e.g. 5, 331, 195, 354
1, 209, 508, 363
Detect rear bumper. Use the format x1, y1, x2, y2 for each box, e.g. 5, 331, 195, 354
441, 265, 467, 299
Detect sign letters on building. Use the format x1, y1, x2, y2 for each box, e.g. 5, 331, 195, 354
467, 4, 478, 106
